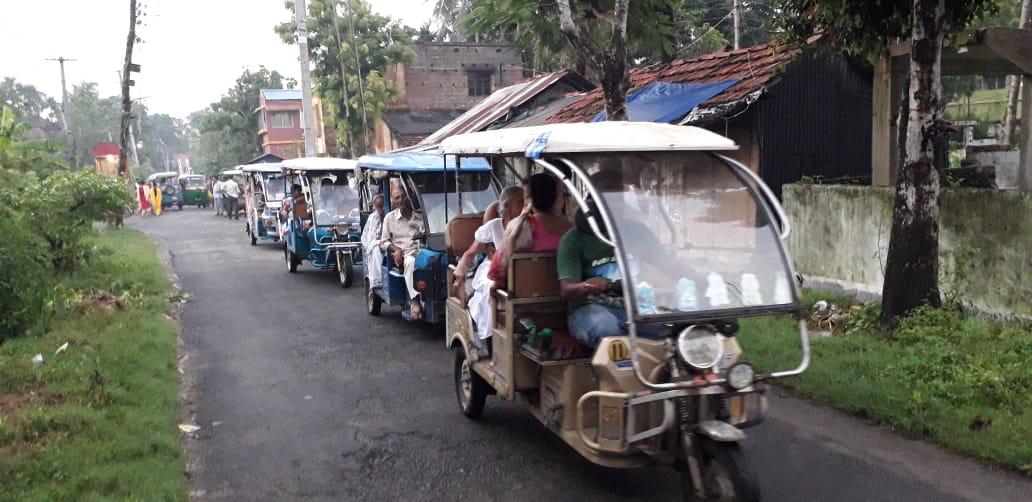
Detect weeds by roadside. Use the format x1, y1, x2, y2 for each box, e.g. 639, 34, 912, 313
740, 291, 1032, 476
0, 228, 185, 500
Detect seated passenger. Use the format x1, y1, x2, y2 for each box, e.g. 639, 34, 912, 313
380, 184, 425, 319
362, 194, 386, 288
453, 186, 524, 346
488, 173, 572, 284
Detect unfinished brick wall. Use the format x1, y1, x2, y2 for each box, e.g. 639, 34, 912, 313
399, 43, 524, 111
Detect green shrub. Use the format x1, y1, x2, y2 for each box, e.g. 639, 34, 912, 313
0, 216, 54, 340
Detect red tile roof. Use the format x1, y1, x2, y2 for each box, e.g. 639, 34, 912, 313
547, 40, 804, 124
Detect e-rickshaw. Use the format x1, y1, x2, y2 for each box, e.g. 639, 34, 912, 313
281, 157, 363, 287
357, 149, 499, 323
180, 174, 208, 208
440, 122, 809, 501
148, 171, 185, 210
241, 163, 285, 246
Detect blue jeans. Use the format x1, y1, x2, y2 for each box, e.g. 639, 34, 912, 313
568, 303, 664, 348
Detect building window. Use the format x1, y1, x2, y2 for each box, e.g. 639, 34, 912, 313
467, 71, 492, 96
270, 111, 294, 128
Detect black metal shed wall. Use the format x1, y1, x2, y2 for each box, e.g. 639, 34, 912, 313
756, 52, 873, 197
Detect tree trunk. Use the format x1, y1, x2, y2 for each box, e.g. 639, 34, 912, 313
118, 0, 138, 180
880, 0, 949, 323
556, 0, 630, 121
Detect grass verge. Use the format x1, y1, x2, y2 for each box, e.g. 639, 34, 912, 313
0, 227, 184, 500
739, 291, 1031, 476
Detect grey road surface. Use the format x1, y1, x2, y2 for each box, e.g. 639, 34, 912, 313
130, 209, 1030, 502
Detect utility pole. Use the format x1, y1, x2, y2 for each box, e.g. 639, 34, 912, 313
118, 0, 140, 180
46, 56, 76, 166
345, 0, 370, 153
1001, 0, 1030, 146
732, 0, 742, 50
295, 0, 319, 157
330, 5, 355, 157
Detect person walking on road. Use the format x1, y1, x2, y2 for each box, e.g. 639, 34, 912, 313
136, 179, 151, 217
151, 181, 163, 216
222, 175, 241, 220
212, 177, 224, 216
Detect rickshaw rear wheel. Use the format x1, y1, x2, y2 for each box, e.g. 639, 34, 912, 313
453, 347, 487, 419
284, 245, 299, 273
365, 279, 382, 315
337, 251, 354, 288
681, 440, 760, 502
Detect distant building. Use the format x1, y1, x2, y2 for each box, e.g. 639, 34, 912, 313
371, 42, 524, 152
255, 89, 336, 159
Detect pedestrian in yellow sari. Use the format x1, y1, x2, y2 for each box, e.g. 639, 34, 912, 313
152, 183, 163, 216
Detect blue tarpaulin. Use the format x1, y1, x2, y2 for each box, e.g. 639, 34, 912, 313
592, 80, 740, 123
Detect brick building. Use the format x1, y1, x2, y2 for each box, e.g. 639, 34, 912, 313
255, 89, 337, 159
372, 42, 524, 152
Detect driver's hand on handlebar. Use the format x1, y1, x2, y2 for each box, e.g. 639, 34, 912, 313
393, 248, 405, 267
582, 277, 608, 295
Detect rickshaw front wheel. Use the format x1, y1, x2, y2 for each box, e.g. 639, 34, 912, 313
337, 251, 354, 288
453, 347, 487, 419
681, 440, 760, 502
285, 246, 299, 273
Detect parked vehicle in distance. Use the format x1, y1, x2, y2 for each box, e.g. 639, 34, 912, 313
180, 174, 208, 208
241, 163, 285, 246
281, 157, 364, 287
357, 148, 499, 323
440, 122, 810, 502
148, 171, 184, 210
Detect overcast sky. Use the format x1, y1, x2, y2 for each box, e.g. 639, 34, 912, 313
1, 0, 435, 119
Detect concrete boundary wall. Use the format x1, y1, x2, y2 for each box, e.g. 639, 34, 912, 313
783, 184, 1031, 319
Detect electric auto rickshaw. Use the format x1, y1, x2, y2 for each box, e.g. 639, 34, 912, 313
357, 149, 499, 324
440, 122, 810, 501
148, 171, 184, 210
180, 174, 208, 208
241, 163, 285, 246
281, 157, 364, 287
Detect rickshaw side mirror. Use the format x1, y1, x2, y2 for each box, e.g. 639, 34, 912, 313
713, 319, 740, 336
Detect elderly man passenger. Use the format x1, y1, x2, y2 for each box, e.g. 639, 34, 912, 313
362, 194, 386, 288
379, 183, 425, 319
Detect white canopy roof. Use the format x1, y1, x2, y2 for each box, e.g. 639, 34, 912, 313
438, 122, 737, 156
147, 171, 178, 180
222, 169, 243, 176
240, 163, 283, 173
281, 157, 358, 171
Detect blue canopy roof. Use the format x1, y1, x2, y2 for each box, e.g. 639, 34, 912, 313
592, 80, 739, 123
357, 150, 492, 172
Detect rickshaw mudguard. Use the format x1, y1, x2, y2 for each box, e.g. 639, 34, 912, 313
695, 420, 746, 442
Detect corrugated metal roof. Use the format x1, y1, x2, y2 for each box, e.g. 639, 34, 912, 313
382, 109, 464, 136
418, 70, 594, 145
260, 89, 301, 101
548, 40, 806, 124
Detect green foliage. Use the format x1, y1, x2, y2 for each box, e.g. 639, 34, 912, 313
0, 106, 66, 176
22, 170, 133, 269
0, 77, 60, 132
0, 228, 185, 499
740, 293, 1032, 474
771, 0, 1001, 59
68, 83, 123, 168
276, 0, 414, 157
192, 67, 295, 174
463, 0, 682, 73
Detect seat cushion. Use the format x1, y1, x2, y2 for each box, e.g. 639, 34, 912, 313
445, 212, 485, 256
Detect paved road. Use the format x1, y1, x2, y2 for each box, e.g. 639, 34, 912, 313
131, 209, 1030, 502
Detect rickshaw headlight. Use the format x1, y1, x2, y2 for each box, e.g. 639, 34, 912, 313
677, 325, 724, 369
726, 362, 755, 390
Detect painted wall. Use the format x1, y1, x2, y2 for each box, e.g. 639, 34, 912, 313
783, 184, 1031, 319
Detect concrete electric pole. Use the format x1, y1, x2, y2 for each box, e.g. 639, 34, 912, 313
732, 0, 742, 50
46, 56, 76, 165
295, 0, 319, 157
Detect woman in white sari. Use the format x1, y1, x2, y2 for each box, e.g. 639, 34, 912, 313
362, 194, 386, 287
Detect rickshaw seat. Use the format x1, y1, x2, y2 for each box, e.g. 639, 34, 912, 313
445, 212, 484, 256
505, 252, 561, 299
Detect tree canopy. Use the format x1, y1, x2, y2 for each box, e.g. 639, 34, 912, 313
191, 67, 294, 175
276, 0, 414, 157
